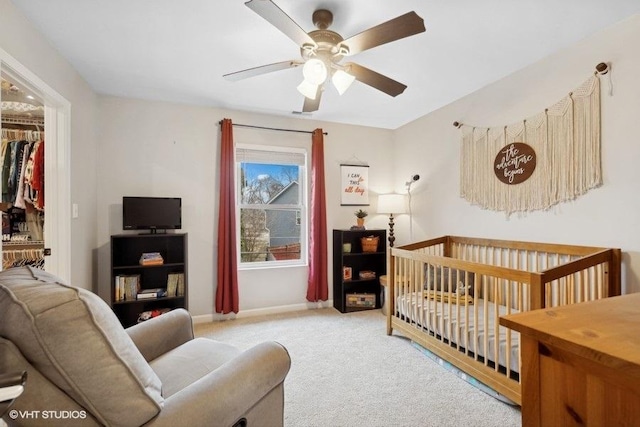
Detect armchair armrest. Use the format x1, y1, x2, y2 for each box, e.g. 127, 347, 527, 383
146, 341, 291, 427
126, 308, 194, 362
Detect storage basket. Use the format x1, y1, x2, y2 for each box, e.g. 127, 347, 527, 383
346, 293, 376, 308
361, 236, 379, 253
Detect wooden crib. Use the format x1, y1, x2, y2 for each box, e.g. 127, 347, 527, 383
386, 235, 621, 405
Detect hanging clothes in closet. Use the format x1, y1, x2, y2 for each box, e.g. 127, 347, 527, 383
1, 136, 44, 210
1, 124, 45, 269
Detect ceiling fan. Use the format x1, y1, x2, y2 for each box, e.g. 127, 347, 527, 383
223, 0, 426, 112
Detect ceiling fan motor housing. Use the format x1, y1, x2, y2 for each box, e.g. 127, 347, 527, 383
301, 9, 347, 65
312, 9, 333, 29
303, 30, 345, 60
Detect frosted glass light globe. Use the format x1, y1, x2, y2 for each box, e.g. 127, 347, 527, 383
302, 59, 328, 85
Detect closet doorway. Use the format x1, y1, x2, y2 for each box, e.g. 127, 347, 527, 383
0, 49, 71, 281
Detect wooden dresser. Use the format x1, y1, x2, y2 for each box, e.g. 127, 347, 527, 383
500, 293, 640, 427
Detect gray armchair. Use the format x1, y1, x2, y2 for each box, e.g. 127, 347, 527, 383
0, 267, 291, 427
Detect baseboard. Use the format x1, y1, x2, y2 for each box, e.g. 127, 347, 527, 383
192, 300, 334, 324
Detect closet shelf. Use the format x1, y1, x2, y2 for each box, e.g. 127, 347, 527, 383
2, 240, 45, 249
1, 114, 44, 127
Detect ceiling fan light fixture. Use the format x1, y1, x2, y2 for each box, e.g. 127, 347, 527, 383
332, 69, 356, 95
302, 58, 328, 85
229, 2, 427, 112
297, 79, 318, 100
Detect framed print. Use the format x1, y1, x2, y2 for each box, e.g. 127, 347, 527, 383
342, 266, 353, 281
340, 164, 369, 206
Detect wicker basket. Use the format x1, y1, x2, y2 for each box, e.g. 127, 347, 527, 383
361, 236, 379, 253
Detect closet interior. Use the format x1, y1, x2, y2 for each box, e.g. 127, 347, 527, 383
1, 75, 45, 270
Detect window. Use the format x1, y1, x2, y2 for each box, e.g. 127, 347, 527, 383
236, 144, 307, 267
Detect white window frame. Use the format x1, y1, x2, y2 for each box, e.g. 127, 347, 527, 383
235, 143, 308, 270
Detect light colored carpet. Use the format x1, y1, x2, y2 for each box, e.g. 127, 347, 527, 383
195, 308, 521, 427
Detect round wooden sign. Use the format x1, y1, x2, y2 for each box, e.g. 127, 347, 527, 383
494, 142, 536, 185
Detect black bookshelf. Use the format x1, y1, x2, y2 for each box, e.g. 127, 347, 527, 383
110, 233, 187, 327
333, 229, 386, 313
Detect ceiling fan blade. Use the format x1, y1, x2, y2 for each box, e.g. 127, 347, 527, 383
245, 0, 316, 48
345, 63, 407, 97
224, 60, 302, 81
302, 87, 322, 112
340, 11, 425, 56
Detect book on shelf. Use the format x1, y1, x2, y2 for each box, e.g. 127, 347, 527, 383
114, 274, 141, 302
177, 273, 185, 297
139, 252, 164, 266
167, 272, 185, 297
136, 288, 167, 300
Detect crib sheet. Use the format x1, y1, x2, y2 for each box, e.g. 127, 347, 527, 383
396, 292, 520, 373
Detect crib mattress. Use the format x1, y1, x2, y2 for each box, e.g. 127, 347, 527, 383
396, 292, 520, 373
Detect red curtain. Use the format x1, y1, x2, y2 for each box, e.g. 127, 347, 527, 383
215, 118, 239, 313
306, 129, 328, 302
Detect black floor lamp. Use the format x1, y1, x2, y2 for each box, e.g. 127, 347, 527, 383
377, 194, 406, 247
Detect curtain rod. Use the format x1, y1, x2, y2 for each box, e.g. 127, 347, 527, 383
218, 121, 328, 136
452, 62, 610, 129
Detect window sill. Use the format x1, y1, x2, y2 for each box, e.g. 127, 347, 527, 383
239, 261, 308, 271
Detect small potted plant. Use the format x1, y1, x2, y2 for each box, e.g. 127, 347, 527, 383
354, 209, 368, 227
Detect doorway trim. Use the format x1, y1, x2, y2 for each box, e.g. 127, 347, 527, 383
1, 47, 71, 281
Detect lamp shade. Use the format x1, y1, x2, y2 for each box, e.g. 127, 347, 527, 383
332, 69, 355, 95
302, 58, 328, 85
297, 79, 319, 100
377, 194, 406, 214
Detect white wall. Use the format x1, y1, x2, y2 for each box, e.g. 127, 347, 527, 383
96, 96, 394, 316
394, 14, 640, 294
0, 0, 98, 288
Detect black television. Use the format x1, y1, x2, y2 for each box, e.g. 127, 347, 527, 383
122, 197, 182, 233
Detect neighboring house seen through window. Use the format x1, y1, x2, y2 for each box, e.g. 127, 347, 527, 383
236, 145, 307, 267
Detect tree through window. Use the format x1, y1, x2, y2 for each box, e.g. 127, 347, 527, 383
236, 145, 307, 266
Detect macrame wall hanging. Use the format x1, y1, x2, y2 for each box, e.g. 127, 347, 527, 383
456, 63, 610, 216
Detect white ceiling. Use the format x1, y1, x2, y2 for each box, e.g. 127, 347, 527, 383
9, 0, 640, 129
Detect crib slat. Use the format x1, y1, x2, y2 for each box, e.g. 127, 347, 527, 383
483, 275, 489, 367
505, 276, 512, 377
493, 277, 500, 371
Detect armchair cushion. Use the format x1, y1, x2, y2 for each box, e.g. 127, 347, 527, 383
0, 267, 163, 427
145, 341, 290, 427
150, 337, 240, 398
